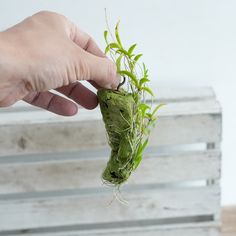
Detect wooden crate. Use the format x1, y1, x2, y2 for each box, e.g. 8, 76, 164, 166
0, 87, 222, 236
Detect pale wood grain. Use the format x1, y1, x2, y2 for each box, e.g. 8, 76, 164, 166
0, 99, 221, 125
0, 85, 221, 158
0, 87, 222, 235
0, 150, 220, 194
0, 87, 216, 113
0, 186, 220, 231
0, 105, 221, 156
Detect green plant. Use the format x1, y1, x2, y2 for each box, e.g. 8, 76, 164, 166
97, 20, 163, 188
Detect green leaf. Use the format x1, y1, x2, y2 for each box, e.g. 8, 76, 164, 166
139, 77, 150, 87
152, 103, 165, 116
143, 63, 149, 77
145, 112, 152, 119
128, 44, 137, 56
133, 155, 142, 170
116, 54, 123, 71
116, 48, 130, 57
115, 21, 123, 48
109, 43, 120, 49
104, 30, 108, 44
140, 138, 149, 154
134, 54, 142, 62
138, 103, 151, 117
105, 43, 120, 54
118, 70, 139, 88
133, 138, 149, 170
105, 46, 110, 54
143, 62, 147, 72
142, 86, 154, 96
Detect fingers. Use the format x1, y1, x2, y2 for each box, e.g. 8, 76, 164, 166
56, 82, 98, 110
69, 21, 120, 89
69, 22, 105, 57
23, 81, 98, 116
23, 91, 78, 116
0, 81, 31, 107
88, 80, 101, 90
81, 50, 120, 89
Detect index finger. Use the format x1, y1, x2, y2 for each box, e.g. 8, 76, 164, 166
68, 21, 105, 58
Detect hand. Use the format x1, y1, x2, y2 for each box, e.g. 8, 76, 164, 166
0, 11, 119, 115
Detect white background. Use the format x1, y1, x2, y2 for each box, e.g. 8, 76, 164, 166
0, 0, 235, 205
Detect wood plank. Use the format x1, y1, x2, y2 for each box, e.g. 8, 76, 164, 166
0, 99, 221, 125
0, 186, 220, 231
0, 150, 220, 194
222, 206, 236, 236
0, 87, 216, 114
7, 223, 220, 236
153, 86, 216, 103
0, 101, 221, 156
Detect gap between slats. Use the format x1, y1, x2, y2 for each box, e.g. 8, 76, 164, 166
0, 217, 218, 236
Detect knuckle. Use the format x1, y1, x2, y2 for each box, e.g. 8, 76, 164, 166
33, 11, 67, 23
34, 10, 56, 17
34, 10, 54, 18
106, 60, 118, 89
106, 60, 117, 80
78, 59, 90, 80
36, 10, 51, 15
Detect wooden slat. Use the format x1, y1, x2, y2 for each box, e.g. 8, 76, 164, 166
0, 99, 221, 124
0, 87, 222, 235
0, 150, 220, 194
0, 186, 220, 231
7, 223, 220, 236
222, 206, 236, 236
0, 87, 216, 114
153, 86, 216, 103
0, 100, 221, 157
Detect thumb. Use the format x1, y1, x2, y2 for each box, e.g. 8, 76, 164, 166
81, 51, 120, 90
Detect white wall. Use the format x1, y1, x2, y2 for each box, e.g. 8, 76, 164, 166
0, 0, 235, 205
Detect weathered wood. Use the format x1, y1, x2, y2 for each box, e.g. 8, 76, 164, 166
0, 186, 220, 231
0, 100, 221, 157
7, 223, 220, 236
0, 87, 222, 235
0, 150, 220, 194
0, 87, 216, 113
0, 99, 221, 124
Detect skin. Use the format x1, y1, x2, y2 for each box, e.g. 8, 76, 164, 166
0, 11, 120, 116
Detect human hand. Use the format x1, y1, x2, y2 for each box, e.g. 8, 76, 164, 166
0, 11, 119, 115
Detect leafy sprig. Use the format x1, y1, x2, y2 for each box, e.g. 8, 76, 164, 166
104, 20, 163, 171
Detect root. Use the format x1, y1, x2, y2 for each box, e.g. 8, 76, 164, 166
117, 76, 126, 91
